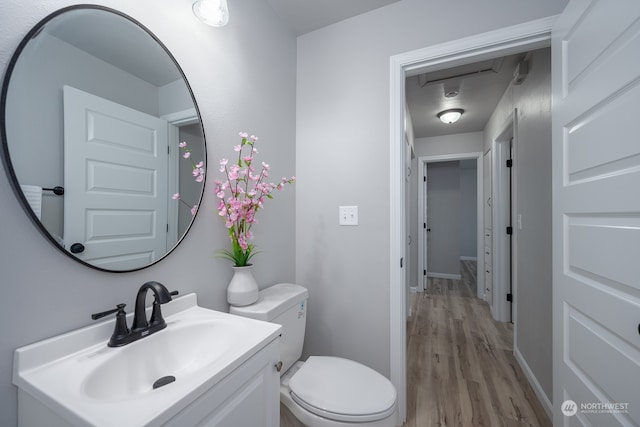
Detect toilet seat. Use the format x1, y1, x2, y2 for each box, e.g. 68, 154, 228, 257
288, 356, 397, 423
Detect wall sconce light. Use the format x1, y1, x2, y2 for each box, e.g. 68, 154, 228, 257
193, 0, 229, 27
437, 108, 464, 124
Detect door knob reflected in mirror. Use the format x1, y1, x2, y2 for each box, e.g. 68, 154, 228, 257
70, 243, 85, 254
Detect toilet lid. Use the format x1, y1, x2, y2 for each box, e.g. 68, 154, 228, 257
288, 356, 397, 423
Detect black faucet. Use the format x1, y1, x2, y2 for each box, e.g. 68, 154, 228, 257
91, 281, 177, 347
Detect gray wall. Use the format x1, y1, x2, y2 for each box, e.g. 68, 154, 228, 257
296, 0, 567, 377
0, 1, 296, 425
426, 161, 461, 276
483, 48, 553, 401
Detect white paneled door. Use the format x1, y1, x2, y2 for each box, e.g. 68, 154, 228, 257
552, 0, 640, 425
63, 86, 169, 270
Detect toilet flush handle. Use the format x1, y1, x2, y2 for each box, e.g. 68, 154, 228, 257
275, 361, 283, 372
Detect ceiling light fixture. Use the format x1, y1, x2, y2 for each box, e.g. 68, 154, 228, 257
193, 0, 229, 27
437, 108, 464, 124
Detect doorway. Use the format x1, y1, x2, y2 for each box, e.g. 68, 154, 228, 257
389, 17, 554, 424
417, 153, 483, 297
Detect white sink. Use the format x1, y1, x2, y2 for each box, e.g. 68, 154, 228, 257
82, 318, 245, 401
13, 294, 281, 426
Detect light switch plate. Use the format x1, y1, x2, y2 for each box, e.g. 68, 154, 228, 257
339, 206, 358, 226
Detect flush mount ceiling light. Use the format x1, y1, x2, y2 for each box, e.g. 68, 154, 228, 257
437, 108, 464, 124
193, 0, 229, 27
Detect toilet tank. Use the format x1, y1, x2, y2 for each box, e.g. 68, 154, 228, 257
229, 283, 308, 374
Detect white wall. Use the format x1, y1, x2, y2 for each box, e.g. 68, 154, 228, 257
296, 0, 565, 382
483, 47, 553, 402
0, 1, 296, 425
415, 132, 484, 158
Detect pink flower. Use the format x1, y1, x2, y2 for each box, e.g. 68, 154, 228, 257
179, 142, 187, 148
195, 161, 204, 168
172, 193, 180, 200
183, 152, 191, 159
211, 131, 295, 266
237, 235, 248, 250
191, 205, 198, 216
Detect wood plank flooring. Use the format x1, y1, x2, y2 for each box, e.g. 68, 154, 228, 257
405, 261, 551, 427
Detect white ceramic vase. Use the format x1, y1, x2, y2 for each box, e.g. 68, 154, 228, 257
227, 265, 259, 306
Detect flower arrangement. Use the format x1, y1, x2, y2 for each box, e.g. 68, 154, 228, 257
172, 141, 206, 216
215, 132, 295, 267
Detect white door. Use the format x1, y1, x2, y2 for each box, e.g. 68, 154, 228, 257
552, 1, 640, 425
63, 86, 169, 270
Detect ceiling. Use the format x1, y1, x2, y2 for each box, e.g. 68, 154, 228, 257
406, 52, 528, 139
265, 0, 402, 36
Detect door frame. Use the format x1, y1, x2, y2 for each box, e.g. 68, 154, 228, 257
417, 153, 483, 296
389, 16, 555, 424
162, 108, 198, 249
492, 113, 517, 323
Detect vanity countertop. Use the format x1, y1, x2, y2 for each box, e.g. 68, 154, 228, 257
13, 293, 281, 426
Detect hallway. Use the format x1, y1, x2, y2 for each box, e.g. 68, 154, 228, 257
405, 261, 550, 426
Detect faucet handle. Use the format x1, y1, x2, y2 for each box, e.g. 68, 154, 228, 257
149, 290, 178, 327
91, 304, 131, 347
91, 303, 127, 320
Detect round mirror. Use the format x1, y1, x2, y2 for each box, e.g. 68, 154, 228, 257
0, 6, 206, 272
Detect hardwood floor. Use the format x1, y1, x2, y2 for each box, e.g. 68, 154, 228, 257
405, 261, 550, 427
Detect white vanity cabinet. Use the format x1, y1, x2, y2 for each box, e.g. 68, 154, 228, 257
165, 338, 281, 427
13, 294, 282, 427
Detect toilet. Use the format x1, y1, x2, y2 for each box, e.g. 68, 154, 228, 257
229, 283, 397, 427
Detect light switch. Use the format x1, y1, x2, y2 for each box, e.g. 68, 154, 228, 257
339, 206, 358, 226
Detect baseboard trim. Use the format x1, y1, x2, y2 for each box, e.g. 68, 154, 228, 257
514, 346, 553, 420
460, 256, 477, 261
427, 272, 462, 280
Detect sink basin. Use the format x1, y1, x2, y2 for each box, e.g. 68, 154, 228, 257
82, 318, 245, 401
13, 293, 281, 426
